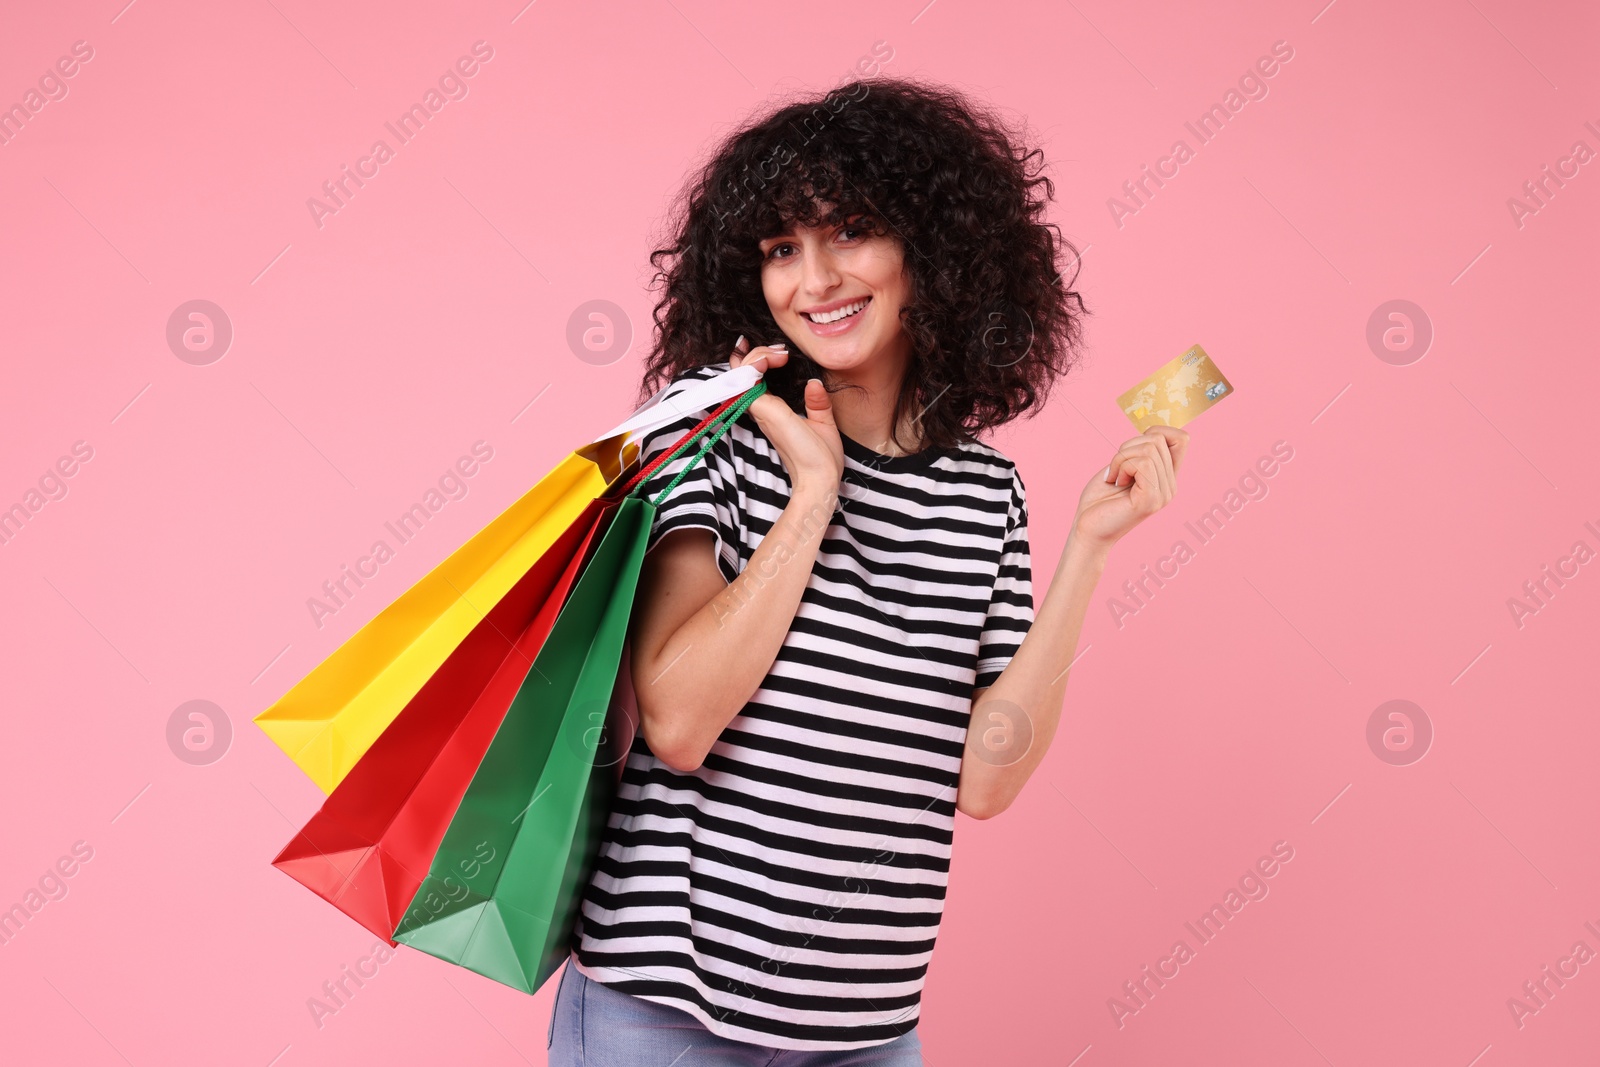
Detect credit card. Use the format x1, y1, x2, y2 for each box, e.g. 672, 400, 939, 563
1117, 344, 1233, 431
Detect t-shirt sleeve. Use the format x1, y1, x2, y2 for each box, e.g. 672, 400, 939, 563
634, 367, 745, 584
974, 467, 1034, 691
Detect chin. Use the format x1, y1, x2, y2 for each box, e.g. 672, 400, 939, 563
796, 339, 875, 371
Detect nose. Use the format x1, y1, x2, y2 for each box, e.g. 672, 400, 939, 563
799, 241, 841, 299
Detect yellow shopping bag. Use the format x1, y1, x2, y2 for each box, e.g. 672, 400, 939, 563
253, 362, 762, 794
254, 440, 630, 794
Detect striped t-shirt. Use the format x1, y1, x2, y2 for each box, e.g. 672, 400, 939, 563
571, 362, 1034, 1051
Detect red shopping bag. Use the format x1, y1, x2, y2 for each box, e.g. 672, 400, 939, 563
272, 495, 619, 941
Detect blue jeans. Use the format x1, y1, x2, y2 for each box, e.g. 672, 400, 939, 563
546, 956, 925, 1066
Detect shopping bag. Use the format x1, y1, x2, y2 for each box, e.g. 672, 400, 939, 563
254, 364, 761, 794
271, 493, 621, 942
390, 381, 766, 994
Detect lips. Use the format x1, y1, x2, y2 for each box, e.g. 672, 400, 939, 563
803, 296, 871, 324
801, 296, 871, 338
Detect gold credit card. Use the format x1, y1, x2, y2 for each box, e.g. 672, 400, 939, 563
1117, 344, 1233, 431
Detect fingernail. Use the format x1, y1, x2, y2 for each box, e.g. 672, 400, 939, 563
735, 334, 747, 350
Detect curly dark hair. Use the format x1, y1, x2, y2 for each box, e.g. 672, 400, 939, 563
635, 74, 1089, 453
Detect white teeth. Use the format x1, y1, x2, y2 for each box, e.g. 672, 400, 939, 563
806, 298, 868, 324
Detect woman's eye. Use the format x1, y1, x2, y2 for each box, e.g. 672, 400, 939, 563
840, 220, 878, 243
763, 243, 794, 260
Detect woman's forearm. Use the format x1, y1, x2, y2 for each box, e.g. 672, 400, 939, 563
636, 484, 838, 771
956, 529, 1109, 819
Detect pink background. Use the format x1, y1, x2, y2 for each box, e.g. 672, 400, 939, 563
2, 0, 1597, 1063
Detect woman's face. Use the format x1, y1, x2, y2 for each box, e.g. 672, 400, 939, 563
757, 213, 911, 376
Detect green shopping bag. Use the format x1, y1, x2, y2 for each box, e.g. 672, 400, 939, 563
391, 381, 764, 993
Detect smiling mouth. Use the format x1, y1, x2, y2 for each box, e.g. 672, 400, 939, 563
803, 297, 871, 324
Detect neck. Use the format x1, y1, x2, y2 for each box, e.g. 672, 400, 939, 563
823, 343, 922, 456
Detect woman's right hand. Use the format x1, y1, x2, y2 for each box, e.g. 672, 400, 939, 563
729, 336, 843, 499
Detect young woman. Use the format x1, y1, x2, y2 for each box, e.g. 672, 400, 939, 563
548, 76, 1187, 1065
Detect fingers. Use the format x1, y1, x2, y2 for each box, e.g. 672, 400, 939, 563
1104, 431, 1179, 504
803, 378, 836, 427
1105, 433, 1145, 485
731, 337, 789, 373
1134, 431, 1175, 502
1140, 424, 1190, 473
1110, 452, 1171, 514
1151, 436, 1175, 503
1105, 437, 1145, 486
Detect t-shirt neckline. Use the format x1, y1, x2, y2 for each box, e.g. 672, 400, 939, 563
838, 428, 955, 473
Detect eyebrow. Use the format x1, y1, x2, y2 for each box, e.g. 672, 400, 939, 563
758, 214, 866, 244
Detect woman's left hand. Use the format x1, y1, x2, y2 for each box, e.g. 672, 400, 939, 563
1071, 425, 1190, 551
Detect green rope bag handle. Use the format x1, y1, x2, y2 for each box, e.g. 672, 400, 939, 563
628, 381, 766, 508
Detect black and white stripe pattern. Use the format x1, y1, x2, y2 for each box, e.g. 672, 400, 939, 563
572, 362, 1033, 1051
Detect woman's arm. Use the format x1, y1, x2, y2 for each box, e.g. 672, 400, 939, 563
956, 425, 1189, 820
630, 484, 837, 773
956, 533, 1105, 819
